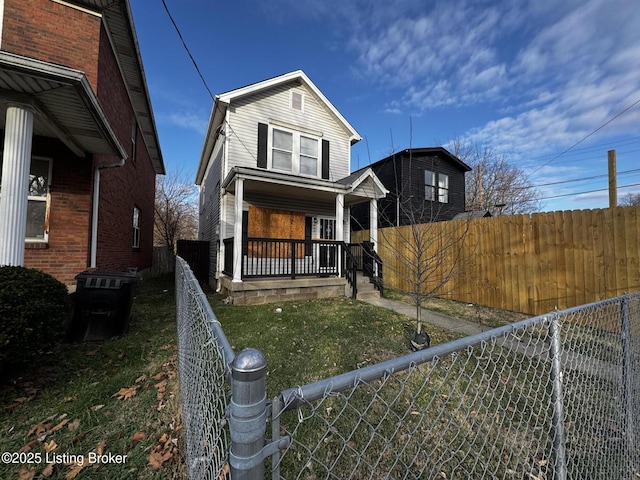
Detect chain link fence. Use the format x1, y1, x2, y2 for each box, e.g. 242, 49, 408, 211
175, 257, 640, 479
175, 256, 235, 479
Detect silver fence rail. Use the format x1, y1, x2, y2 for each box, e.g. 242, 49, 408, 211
175, 257, 640, 479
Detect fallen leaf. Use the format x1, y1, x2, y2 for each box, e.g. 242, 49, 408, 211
19, 439, 39, 453
151, 372, 165, 381
90, 404, 105, 411
51, 419, 69, 432
113, 385, 138, 400
219, 463, 230, 479
148, 450, 172, 470
44, 440, 57, 452
64, 396, 77, 403
135, 374, 147, 383
118, 352, 127, 359
18, 468, 36, 480
155, 380, 167, 400
65, 459, 87, 479
95, 440, 106, 456
68, 419, 80, 431
27, 421, 53, 437
41, 463, 55, 477
130, 431, 146, 448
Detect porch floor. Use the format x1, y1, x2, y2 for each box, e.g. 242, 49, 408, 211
219, 275, 348, 305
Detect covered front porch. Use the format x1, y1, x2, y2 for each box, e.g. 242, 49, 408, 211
218, 166, 387, 303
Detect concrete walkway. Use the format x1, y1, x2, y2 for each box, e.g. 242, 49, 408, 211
361, 296, 489, 337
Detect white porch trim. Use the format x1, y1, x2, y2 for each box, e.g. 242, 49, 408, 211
0, 104, 34, 266
232, 177, 244, 282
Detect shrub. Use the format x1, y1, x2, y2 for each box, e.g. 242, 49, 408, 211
0, 266, 69, 367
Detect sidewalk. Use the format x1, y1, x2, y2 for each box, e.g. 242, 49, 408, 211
361, 296, 489, 337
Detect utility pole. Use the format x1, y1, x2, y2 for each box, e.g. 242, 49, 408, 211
608, 150, 617, 208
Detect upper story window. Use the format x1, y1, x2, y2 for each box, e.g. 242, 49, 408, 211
425, 170, 449, 204
270, 127, 320, 177
0, 156, 51, 241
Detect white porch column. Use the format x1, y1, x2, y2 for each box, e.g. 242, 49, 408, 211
0, 105, 35, 266
369, 198, 378, 252
335, 194, 344, 242
335, 194, 344, 277
232, 178, 244, 282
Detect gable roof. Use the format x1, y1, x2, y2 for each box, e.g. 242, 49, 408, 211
196, 70, 361, 184
358, 147, 472, 174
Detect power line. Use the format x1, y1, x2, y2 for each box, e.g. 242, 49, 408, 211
161, 0, 214, 100
528, 97, 640, 176
536, 182, 640, 201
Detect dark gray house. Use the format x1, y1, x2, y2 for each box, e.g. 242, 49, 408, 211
351, 147, 471, 230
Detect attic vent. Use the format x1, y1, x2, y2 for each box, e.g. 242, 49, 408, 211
291, 91, 303, 111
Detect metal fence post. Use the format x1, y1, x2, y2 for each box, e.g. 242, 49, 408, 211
621, 296, 635, 464
549, 314, 567, 480
229, 348, 268, 480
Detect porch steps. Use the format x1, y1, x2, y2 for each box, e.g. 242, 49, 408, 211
355, 272, 380, 300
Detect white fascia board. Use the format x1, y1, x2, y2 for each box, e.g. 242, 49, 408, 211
217, 70, 362, 144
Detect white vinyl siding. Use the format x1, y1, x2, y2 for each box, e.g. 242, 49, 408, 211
225, 82, 352, 181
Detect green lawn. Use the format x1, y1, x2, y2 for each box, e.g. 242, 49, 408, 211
206, 293, 464, 398
0, 275, 527, 480
0, 276, 183, 480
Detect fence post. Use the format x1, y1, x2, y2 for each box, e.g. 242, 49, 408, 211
229, 348, 268, 479
621, 296, 635, 464
549, 314, 567, 480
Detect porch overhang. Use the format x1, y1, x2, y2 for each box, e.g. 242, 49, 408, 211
0, 52, 127, 159
221, 166, 388, 206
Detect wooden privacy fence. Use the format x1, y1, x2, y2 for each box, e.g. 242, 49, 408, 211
352, 206, 640, 315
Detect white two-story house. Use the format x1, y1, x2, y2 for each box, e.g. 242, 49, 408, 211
195, 71, 387, 304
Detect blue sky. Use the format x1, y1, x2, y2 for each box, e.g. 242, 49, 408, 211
131, 0, 640, 212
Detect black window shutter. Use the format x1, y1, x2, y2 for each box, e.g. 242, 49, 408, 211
321, 139, 330, 179
257, 123, 268, 168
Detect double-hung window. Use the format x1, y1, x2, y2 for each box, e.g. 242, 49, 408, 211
270, 127, 320, 177
0, 156, 51, 241
424, 170, 449, 204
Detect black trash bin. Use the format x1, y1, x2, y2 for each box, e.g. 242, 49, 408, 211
68, 270, 139, 342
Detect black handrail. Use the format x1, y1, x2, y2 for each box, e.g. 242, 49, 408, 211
362, 241, 384, 297
341, 242, 358, 299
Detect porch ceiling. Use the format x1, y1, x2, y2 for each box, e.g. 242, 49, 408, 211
0, 52, 126, 159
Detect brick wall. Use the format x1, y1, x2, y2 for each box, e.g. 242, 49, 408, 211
2, 0, 101, 89
7, 1, 158, 282
24, 137, 93, 286
93, 25, 156, 273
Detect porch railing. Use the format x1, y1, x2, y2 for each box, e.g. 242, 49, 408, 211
222, 237, 382, 297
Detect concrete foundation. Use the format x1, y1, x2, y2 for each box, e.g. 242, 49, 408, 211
219, 275, 349, 305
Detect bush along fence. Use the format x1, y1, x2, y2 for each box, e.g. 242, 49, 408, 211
175, 256, 640, 479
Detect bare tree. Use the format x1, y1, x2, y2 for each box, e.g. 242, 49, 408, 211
356, 146, 473, 351
154, 170, 198, 251
620, 192, 640, 207
449, 138, 541, 215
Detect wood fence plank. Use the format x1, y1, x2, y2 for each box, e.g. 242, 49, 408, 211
613, 207, 628, 297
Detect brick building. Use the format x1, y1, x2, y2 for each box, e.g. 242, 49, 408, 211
0, 0, 164, 285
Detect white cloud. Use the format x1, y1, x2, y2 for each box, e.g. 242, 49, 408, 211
160, 111, 208, 135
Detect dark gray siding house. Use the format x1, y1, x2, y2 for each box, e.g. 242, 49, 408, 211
351, 147, 471, 230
